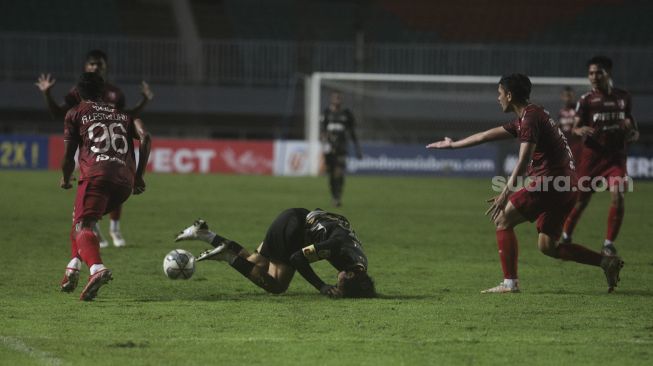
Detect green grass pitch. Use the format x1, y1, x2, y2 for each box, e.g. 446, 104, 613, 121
1, 171, 652, 365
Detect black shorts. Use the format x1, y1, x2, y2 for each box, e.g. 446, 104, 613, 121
258, 208, 310, 264
324, 153, 346, 171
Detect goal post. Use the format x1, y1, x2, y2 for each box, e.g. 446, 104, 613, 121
304, 72, 588, 176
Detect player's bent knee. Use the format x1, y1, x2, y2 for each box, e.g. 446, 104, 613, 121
537, 235, 557, 257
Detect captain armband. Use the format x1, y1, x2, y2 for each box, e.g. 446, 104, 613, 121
302, 245, 320, 263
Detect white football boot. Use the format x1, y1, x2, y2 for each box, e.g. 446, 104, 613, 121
110, 230, 126, 247
481, 280, 520, 294
196, 245, 229, 262
175, 219, 211, 242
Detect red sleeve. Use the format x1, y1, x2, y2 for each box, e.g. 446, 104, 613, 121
63, 109, 80, 143
64, 87, 81, 109
502, 119, 518, 137
518, 112, 539, 143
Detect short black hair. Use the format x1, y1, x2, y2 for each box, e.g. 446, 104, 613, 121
340, 272, 376, 298
562, 86, 574, 93
77, 72, 105, 100
587, 55, 612, 73
86, 49, 108, 63
499, 73, 532, 104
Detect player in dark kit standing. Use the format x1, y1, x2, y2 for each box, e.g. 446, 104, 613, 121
59, 72, 151, 301
557, 86, 582, 163
321, 91, 362, 207
174, 208, 376, 298
427, 73, 623, 293
562, 56, 638, 255
35, 49, 154, 248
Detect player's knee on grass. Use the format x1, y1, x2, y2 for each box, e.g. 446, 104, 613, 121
537, 234, 557, 257
251, 268, 288, 294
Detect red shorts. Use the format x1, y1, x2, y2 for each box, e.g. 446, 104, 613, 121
509, 187, 575, 240
578, 153, 628, 191
73, 179, 131, 224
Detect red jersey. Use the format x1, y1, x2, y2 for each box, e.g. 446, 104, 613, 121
558, 106, 583, 164
64, 101, 137, 187
576, 87, 632, 167
64, 83, 126, 110
503, 104, 576, 180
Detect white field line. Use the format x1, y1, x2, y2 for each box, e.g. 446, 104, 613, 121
0, 336, 63, 366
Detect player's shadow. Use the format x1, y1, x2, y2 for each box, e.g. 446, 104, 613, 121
130, 292, 445, 302
531, 289, 653, 297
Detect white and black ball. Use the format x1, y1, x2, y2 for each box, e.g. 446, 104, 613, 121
163, 249, 196, 280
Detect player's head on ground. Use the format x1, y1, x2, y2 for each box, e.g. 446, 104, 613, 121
329, 91, 342, 110
77, 72, 105, 101
497, 73, 531, 113
561, 86, 575, 107
587, 55, 612, 91
337, 267, 376, 298
84, 49, 108, 79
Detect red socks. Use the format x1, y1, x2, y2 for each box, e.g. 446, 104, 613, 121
496, 229, 519, 279
74, 229, 103, 267
606, 205, 624, 242
553, 243, 602, 266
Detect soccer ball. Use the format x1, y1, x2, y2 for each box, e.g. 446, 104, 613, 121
163, 249, 196, 280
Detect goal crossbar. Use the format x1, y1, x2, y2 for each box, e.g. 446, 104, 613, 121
304, 72, 588, 175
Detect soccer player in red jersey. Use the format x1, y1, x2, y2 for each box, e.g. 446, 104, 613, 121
427, 74, 623, 293
557, 86, 582, 164
561, 56, 638, 255
35, 49, 154, 248
59, 72, 151, 301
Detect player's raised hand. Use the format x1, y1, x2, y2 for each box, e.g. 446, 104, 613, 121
141, 81, 154, 100
426, 137, 453, 149
35, 73, 56, 92
133, 176, 146, 195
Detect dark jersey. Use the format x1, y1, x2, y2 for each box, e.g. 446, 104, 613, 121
576, 87, 632, 167
64, 83, 126, 110
64, 101, 137, 187
558, 106, 582, 163
305, 211, 368, 271
320, 108, 356, 155
503, 104, 576, 180
259, 208, 368, 271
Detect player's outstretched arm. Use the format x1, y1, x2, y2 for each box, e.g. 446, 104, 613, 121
60, 140, 78, 189
426, 126, 513, 149
133, 118, 151, 194
35, 73, 68, 119
125, 81, 154, 117
289, 248, 340, 298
